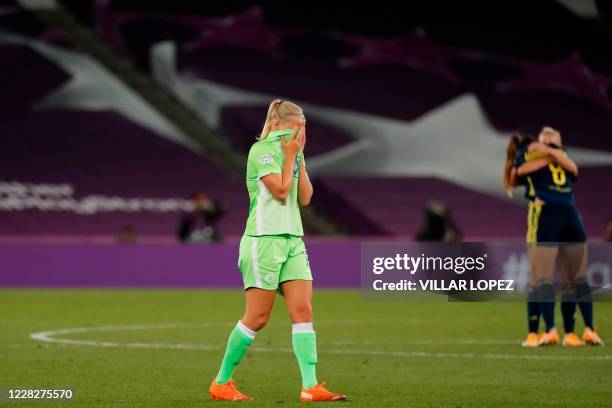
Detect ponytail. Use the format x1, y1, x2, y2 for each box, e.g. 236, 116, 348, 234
258, 99, 283, 140
502, 134, 521, 196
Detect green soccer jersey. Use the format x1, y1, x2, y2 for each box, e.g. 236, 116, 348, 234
244, 129, 304, 237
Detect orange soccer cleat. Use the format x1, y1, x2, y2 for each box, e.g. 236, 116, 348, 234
562, 332, 584, 347
300, 383, 346, 402
538, 328, 559, 346
209, 379, 253, 401
522, 332, 539, 348
583, 328, 604, 346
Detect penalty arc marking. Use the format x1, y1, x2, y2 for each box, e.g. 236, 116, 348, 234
29, 323, 612, 362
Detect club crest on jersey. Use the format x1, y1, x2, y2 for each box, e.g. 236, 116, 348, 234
259, 154, 273, 165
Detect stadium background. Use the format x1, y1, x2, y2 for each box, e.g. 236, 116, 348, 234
1, 1, 611, 406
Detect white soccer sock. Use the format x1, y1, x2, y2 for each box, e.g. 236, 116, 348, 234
237, 320, 257, 339
292, 322, 314, 334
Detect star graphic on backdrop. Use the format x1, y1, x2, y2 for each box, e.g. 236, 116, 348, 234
151, 43, 612, 200
333, 28, 461, 82
93, 0, 612, 109
332, 28, 488, 82
0, 32, 199, 152
492, 52, 612, 111
301, 94, 612, 197
94, 1, 283, 58
334, 28, 612, 110
181, 6, 283, 58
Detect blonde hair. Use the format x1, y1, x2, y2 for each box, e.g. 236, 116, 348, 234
258, 99, 304, 140
539, 126, 561, 145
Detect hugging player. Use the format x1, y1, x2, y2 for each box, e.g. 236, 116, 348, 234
503, 127, 604, 348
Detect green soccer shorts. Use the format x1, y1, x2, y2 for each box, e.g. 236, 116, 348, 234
238, 234, 312, 291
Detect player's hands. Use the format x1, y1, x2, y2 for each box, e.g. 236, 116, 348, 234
282, 127, 304, 158
296, 126, 306, 153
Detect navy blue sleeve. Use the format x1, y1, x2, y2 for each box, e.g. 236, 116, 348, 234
513, 147, 526, 168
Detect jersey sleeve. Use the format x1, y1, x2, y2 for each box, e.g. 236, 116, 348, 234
513, 147, 526, 168
248, 143, 282, 179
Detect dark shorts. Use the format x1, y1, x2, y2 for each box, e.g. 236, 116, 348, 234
527, 201, 587, 245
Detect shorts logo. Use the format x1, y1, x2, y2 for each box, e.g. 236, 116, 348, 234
263, 273, 276, 285
259, 155, 273, 165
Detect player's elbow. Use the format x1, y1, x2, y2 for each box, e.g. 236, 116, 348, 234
272, 187, 289, 201
299, 189, 313, 206
571, 164, 578, 176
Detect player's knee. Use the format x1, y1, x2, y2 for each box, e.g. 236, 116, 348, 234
243, 311, 270, 331
290, 303, 313, 323
253, 313, 270, 330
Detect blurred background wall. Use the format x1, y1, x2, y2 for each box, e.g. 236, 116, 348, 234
1, 0, 611, 285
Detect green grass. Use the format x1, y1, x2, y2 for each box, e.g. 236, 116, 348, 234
1, 290, 611, 407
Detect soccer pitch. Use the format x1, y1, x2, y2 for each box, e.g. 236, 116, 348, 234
1, 290, 611, 407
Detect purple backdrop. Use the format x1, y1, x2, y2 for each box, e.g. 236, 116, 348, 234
1, 242, 610, 290
0, 242, 361, 288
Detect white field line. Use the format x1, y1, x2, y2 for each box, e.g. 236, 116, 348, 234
331, 339, 520, 345
28, 323, 612, 362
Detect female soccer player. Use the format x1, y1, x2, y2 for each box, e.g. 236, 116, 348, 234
503, 133, 546, 345
209, 99, 346, 402
504, 127, 604, 347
